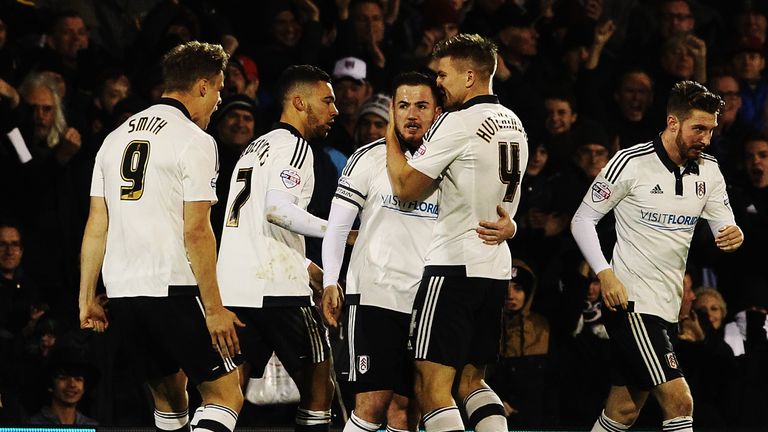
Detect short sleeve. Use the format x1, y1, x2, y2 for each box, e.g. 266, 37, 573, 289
266, 137, 315, 198
181, 136, 219, 203
701, 165, 736, 223
90, 150, 105, 197
408, 112, 466, 179
332, 147, 376, 211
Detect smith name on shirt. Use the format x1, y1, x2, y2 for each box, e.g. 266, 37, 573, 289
639, 209, 699, 229
127, 116, 167, 135
381, 194, 439, 218
475, 112, 525, 143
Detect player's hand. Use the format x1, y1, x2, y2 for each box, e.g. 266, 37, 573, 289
477, 205, 516, 244
80, 302, 109, 333
597, 268, 628, 312
321, 284, 344, 328
346, 229, 359, 246
206, 306, 245, 359
715, 225, 743, 252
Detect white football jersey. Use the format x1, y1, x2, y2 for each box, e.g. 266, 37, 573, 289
90, 99, 219, 298
408, 95, 528, 279
334, 138, 440, 313
217, 123, 315, 308
583, 138, 736, 322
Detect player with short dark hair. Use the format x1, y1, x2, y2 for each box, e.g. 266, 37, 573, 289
385, 34, 528, 432
571, 80, 743, 432
79, 41, 244, 432
217, 64, 339, 432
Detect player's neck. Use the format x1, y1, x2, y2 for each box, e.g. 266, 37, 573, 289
161, 91, 203, 128
278, 111, 306, 139
462, 81, 493, 105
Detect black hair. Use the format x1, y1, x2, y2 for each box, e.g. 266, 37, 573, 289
390, 71, 443, 108
275, 64, 331, 109
667, 81, 724, 120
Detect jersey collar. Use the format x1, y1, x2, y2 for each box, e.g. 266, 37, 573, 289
275, 122, 305, 140
158, 97, 192, 120
653, 135, 699, 175
458, 94, 500, 111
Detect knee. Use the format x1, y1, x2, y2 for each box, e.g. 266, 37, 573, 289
610, 401, 641, 426
671, 393, 693, 417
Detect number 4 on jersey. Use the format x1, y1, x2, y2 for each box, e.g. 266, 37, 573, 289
499, 141, 521, 202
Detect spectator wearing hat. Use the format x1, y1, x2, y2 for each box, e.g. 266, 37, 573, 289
327, 56, 372, 156
487, 259, 559, 428
208, 95, 258, 242
354, 92, 391, 149
28, 345, 99, 425
223, 54, 259, 104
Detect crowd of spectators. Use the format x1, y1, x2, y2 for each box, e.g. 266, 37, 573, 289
0, 0, 766, 429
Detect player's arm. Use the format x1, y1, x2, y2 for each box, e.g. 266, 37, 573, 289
702, 171, 744, 252
184, 200, 244, 356
384, 104, 436, 202
79, 196, 109, 332
571, 202, 627, 311
264, 189, 328, 237
320, 202, 357, 327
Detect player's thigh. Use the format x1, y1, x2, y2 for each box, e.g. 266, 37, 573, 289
410, 269, 483, 369
341, 304, 412, 395
261, 306, 331, 381
604, 311, 684, 390
466, 277, 507, 366
142, 294, 243, 385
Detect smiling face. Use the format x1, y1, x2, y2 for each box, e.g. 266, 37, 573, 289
544, 98, 577, 135
394, 84, 441, 148
304, 81, 339, 141
694, 293, 725, 330
52, 374, 85, 407
670, 109, 717, 162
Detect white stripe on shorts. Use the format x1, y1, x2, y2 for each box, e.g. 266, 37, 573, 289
416, 276, 444, 358
347, 305, 357, 381
300, 307, 325, 363
628, 312, 666, 386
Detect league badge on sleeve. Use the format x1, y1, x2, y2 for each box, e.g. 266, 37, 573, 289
695, 181, 706, 199
591, 182, 612, 203
280, 169, 301, 188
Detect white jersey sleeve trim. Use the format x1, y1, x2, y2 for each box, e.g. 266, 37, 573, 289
265, 189, 327, 238
571, 203, 611, 274
321, 203, 358, 287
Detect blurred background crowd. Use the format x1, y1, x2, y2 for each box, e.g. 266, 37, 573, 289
0, 0, 767, 430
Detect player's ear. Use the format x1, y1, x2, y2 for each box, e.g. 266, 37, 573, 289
292, 94, 304, 112
466, 69, 474, 88
667, 114, 678, 132
199, 78, 208, 98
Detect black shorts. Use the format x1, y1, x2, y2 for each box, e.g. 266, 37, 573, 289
337, 303, 413, 396
410, 266, 507, 369
605, 310, 684, 390
230, 306, 330, 378
108, 291, 242, 384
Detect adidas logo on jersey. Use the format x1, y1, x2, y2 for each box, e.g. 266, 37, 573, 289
650, 184, 664, 194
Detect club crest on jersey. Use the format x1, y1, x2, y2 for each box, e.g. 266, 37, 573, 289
695, 181, 706, 199
356, 355, 370, 374
280, 169, 301, 188
665, 352, 679, 369
591, 182, 611, 202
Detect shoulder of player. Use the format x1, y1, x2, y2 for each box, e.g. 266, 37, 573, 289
342, 138, 384, 176
602, 141, 657, 183
423, 111, 466, 142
